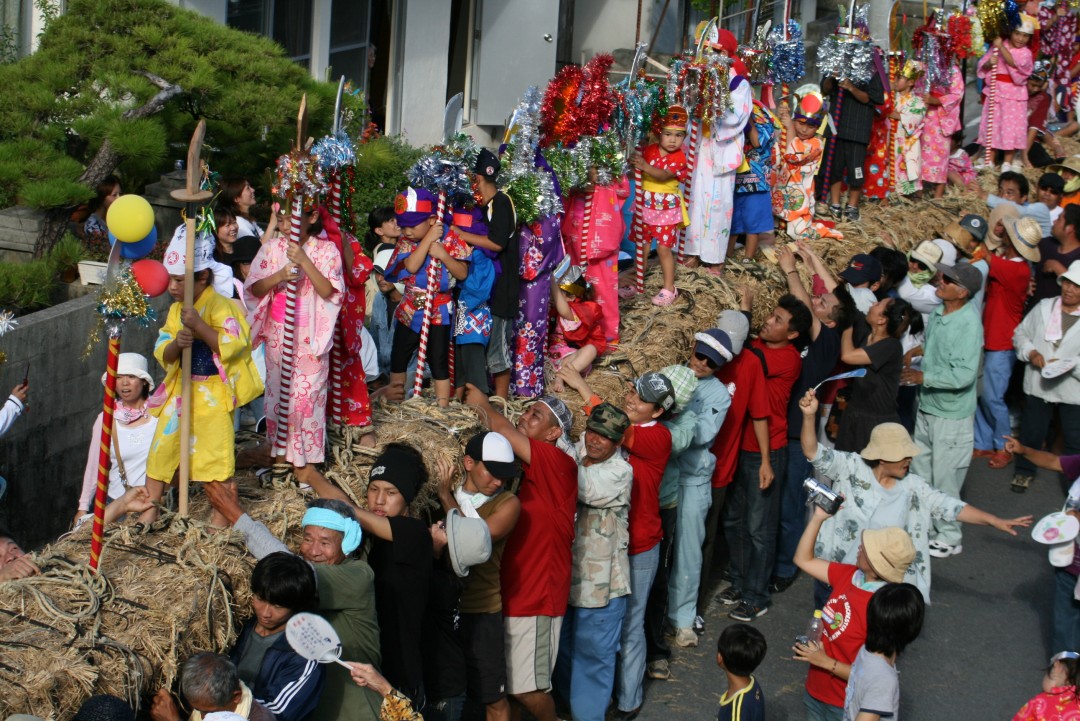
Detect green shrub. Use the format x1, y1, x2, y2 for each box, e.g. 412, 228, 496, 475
351, 135, 423, 244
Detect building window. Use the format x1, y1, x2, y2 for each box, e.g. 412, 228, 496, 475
329, 0, 371, 94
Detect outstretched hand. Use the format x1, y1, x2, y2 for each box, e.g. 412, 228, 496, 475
994, 515, 1034, 536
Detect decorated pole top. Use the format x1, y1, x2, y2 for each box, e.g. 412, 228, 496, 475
169, 119, 214, 205
296, 93, 309, 153
332, 76, 346, 135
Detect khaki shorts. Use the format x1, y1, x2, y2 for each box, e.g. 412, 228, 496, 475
504, 615, 562, 694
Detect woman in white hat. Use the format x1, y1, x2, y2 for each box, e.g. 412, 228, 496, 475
799, 389, 1031, 603
75, 353, 158, 526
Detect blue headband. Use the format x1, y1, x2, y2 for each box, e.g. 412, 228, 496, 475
302, 508, 364, 555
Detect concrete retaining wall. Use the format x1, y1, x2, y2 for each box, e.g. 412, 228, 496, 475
0, 293, 168, 550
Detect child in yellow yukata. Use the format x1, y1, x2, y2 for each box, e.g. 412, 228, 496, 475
773, 87, 843, 241
145, 228, 263, 526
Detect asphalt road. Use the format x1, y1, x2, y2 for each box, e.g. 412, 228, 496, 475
635, 459, 1065, 721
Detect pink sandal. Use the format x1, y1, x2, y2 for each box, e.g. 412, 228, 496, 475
651, 288, 678, 306
618, 286, 639, 299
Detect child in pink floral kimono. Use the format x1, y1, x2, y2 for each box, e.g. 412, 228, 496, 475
978, 18, 1035, 171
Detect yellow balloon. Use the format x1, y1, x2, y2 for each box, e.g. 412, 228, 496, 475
106, 195, 156, 243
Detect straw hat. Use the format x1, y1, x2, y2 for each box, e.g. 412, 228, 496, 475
1003, 217, 1043, 262
860, 423, 922, 463
862, 527, 916, 583
986, 204, 1022, 251
909, 240, 944, 273
1049, 155, 1080, 176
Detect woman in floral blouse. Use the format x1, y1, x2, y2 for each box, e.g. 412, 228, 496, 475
798, 388, 1031, 603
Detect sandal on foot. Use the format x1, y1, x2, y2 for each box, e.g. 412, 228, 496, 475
651, 288, 679, 306
1011, 474, 1034, 493
618, 286, 639, 299
987, 450, 1013, 469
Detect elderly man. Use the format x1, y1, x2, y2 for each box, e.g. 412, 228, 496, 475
553, 403, 633, 721
206, 487, 382, 721
901, 261, 984, 558
0, 531, 38, 582
151, 652, 274, 721
465, 385, 578, 721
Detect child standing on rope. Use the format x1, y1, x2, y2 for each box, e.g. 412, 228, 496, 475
732, 98, 780, 263
146, 231, 263, 526
891, 60, 928, 198
629, 105, 690, 306
246, 202, 344, 486
977, 18, 1035, 171
449, 206, 497, 397
383, 187, 471, 406
774, 88, 842, 241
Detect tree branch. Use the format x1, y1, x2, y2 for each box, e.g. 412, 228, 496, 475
121, 72, 183, 121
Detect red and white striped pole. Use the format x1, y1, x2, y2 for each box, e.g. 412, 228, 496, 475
412, 192, 447, 398
985, 49, 998, 167
274, 197, 304, 458
328, 171, 344, 425
632, 147, 646, 292
89, 333, 120, 571
679, 120, 700, 263
579, 190, 595, 268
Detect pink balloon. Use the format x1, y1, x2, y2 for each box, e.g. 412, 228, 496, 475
131, 259, 169, 298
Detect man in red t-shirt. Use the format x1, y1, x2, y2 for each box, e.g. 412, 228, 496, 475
722, 295, 812, 622
792, 507, 916, 718
701, 310, 769, 622
465, 384, 579, 721
975, 216, 1038, 465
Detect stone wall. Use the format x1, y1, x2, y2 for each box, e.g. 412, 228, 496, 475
0, 293, 169, 550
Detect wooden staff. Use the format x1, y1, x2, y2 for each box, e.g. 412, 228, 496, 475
168, 120, 212, 517
412, 192, 448, 398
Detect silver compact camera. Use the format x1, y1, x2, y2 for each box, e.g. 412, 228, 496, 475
803, 478, 844, 515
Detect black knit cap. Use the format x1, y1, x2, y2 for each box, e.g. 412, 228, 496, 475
73, 695, 135, 721
369, 443, 425, 505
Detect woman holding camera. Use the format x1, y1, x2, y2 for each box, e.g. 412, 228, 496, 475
799, 389, 1031, 604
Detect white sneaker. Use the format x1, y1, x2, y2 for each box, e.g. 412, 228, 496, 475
674, 628, 699, 647
928, 540, 962, 558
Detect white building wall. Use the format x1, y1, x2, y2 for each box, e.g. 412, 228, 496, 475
392, 0, 451, 144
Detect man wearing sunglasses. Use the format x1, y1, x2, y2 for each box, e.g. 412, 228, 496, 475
901, 261, 984, 559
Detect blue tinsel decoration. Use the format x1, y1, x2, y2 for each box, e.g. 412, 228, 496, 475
312, 131, 356, 172
767, 20, 806, 84
1004, 0, 1021, 31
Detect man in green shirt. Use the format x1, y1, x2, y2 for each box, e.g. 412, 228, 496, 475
207, 485, 383, 721
900, 260, 985, 559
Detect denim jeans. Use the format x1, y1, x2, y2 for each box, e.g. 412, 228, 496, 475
804, 689, 844, 721
422, 692, 466, 721
554, 597, 629, 721
616, 544, 660, 712
667, 482, 712, 628
774, 441, 812, 579
974, 350, 1015, 451
645, 507, 676, 662
1016, 396, 1080, 477
1054, 569, 1080, 655
724, 448, 786, 608
697, 486, 729, 615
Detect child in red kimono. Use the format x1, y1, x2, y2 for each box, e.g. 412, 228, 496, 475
631, 104, 690, 306
548, 265, 607, 392
320, 207, 375, 442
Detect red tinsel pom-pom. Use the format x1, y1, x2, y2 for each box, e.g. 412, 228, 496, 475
577, 53, 616, 136
540, 64, 585, 148
948, 14, 974, 59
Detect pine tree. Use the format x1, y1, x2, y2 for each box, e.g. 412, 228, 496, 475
0, 0, 362, 254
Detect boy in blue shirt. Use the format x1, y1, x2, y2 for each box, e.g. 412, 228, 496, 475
716, 624, 767, 721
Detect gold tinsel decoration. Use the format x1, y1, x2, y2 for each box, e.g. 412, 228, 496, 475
81, 266, 157, 359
